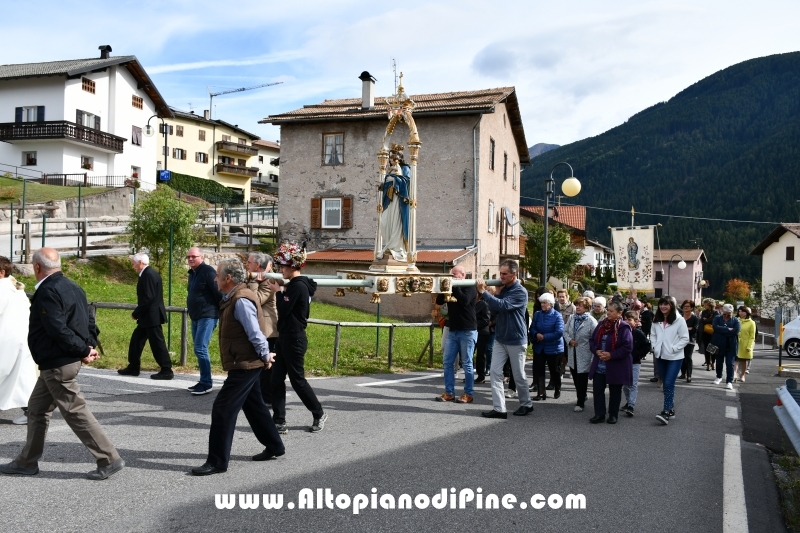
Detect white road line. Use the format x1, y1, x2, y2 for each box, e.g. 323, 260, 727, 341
727, 389, 737, 397
79, 371, 223, 389
726, 406, 739, 419
357, 373, 443, 387
723, 434, 749, 533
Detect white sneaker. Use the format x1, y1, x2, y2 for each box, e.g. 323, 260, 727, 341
713, 378, 722, 385
12, 414, 27, 425
745, 369, 750, 374
726, 382, 733, 390
573, 405, 584, 412
504, 389, 517, 399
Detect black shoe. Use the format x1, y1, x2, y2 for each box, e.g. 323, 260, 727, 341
474, 376, 486, 384
607, 416, 618, 424
190, 383, 212, 395
275, 423, 288, 435
0, 461, 39, 476
87, 458, 125, 480
590, 415, 605, 423
687, 377, 692, 383
513, 406, 534, 416
150, 370, 174, 380
528, 384, 537, 392
553, 390, 561, 399
546, 383, 555, 390
191, 463, 226, 476
310, 413, 328, 433
649, 377, 659, 382
531, 394, 547, 401
481, 410, 507, 419
253, 449, 285, 461
624, 405, 635, 417
656, 410, 673, 425
118, 366, 140, 376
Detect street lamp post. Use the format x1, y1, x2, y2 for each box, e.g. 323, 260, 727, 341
667, 253, 687, 296
145, 115, 168, 174
542, 162, 581, 286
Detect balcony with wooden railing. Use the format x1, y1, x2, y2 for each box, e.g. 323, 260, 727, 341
215, 140, 258, 157
0, 121, 125, 153
215, 163, 259, 178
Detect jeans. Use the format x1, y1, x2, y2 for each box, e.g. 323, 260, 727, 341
657, 358, 683, 411
715, 352, 736, 383
592, 372, 622, 418
623, 364, 641, 407
191, 318, 218, 387
443, 330, 477, 396
490, 343, 532, 412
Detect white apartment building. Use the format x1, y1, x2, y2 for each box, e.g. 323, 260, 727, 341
251, 139, 279, 194
0, 45, 170, 190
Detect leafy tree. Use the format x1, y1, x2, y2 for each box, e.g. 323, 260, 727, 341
724, 278, 751, 301
521, 220, 583, 284
128, 185, 199, 273
761, 282, 800, 317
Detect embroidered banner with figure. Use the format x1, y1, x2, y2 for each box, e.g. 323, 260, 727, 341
612, 226, 655, 292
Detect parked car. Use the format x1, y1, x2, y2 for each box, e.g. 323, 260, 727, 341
784, 317, 800, 357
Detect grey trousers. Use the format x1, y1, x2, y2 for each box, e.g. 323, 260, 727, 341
490, 342, 532, 412
16, 361, 120, 468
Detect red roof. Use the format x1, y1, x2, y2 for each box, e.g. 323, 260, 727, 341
307, 248, 473, 265
520, 205, 586, 232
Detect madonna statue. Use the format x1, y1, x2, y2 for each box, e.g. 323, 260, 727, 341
378, 145, 411, 261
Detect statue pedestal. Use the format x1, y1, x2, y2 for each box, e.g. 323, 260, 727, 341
334, 270, 452, 303
369, 255, 419, 274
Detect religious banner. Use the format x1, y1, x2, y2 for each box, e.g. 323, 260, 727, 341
611, 225, 655, 291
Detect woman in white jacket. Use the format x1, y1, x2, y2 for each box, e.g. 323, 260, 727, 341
650, 296, 689, 425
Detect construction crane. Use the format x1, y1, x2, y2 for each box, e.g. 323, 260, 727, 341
206, 81, 283, 119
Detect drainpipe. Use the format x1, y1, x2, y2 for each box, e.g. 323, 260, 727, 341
472, 115, 481, 270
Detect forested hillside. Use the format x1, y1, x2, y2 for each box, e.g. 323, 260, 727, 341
521, 52, 800, 296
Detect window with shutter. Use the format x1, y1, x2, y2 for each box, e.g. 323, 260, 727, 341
788, 247, 795, 261
15, 107, 23, 123
310, 198, 321, 229
489, 138, 495, 170
342, 197, 353, 229
131, 126, 142, 146
222, 134, 231, 142
37, 106, 45, 122
199, 129, 206, 141
76, 109, 83, 125
321, 198, 342, 229
94, 116, 101, 131
176, 125, 184, 137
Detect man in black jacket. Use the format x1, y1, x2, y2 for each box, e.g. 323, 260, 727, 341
119, 253, 173, 379
435, 265, 478, 404
186, 247, 223, 394
267, 242, 326, 434
0, 248, 124, 480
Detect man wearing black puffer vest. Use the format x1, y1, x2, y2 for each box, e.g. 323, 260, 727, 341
268, 243, 327, 434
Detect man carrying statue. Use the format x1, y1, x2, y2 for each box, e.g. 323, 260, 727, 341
378, 143, 411, 261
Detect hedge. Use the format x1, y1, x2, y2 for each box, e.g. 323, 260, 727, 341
158, 171, 244, 205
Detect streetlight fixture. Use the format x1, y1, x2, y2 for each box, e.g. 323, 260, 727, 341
667, 253, 687, 295
145, 115, 168, 173
542, 162, 581, 286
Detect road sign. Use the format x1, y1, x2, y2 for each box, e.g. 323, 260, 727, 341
159, 170, 171, 181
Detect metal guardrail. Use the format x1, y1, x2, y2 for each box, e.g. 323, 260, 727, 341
775, 378, 800, 455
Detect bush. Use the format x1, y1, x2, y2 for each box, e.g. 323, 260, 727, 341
160, 171, 244, 205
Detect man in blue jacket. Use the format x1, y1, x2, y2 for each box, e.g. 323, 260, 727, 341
186, 247, 223, 395
476, 259, 533, 418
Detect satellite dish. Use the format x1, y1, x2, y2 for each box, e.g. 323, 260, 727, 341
503, 206, 517, 225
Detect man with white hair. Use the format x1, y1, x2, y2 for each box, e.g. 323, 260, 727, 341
1, 248, 124, 480
118, 253, 172, 379
246, 252, 279, 406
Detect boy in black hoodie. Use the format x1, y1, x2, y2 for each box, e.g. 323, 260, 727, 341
267, 243, 326, 433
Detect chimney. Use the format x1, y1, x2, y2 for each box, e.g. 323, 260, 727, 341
203, 110, 210, 120
98, 45, 112, 59
359, 71, 377, 110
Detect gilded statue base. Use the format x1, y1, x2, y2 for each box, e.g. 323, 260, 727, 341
336, 269, 452, 303
368, 255, 419, 274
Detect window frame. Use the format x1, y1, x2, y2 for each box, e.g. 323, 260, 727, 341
195, 152, 208, 164
176, 125, 184, 137
512, 162, 517, 190
788, 246, 795, 261
655, 270, 664, 282
172, 148, 187, 160
22, 151, 37, 166
198, 129, 206, 141
221, 134, 231, 142
321, 132, 345, 166
131, 125, 142, 146
81, 155, 94, 171
132, 95, 143, 110
488, 201, 495, 233
787, 277, 795, 287
321, 197, 343, 229
503, 152, 508, 180
489, 138, 495, 171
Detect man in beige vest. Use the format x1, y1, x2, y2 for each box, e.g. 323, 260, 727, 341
246, 252, 278, 407
191, 258, 284, 476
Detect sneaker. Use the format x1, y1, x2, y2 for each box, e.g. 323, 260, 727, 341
310, 413, 328, 433
436, 393, 455, 402
713, 378, 722, 385
726, 382, 733, 390
12, 414, 27, 425
190, 383, 212, 395
504, 389, 517, 399
187, 382, 202, 391
573, 405, 584, 412
275, 423, 288, 435
656, 410, 671, 425
455, 394, 473, 404
745, 369, 750, 374
624, 405, 635, 417
621, 403, 630, 411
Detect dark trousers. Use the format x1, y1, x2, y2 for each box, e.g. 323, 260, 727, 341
271, 336, 324, 424
716, 352, 736, 383
127, 324, 171, 370
475, 333, 490, 378
681, 344, 695, 377
592, 372, 622, 418
572, 372, 589, 408
260, 337, 278, 406
207, 368, 284, 469
534, 352, 562, 391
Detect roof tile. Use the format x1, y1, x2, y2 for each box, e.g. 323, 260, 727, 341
520, 205, 586, 232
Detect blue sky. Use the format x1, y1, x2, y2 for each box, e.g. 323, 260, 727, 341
3, 0, 800, 147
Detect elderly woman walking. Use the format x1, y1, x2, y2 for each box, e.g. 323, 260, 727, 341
588, 301, 633, 424
563, 296, 597, 412
529, 293, 565, 401
698, 298, 718, 371
711, 303, 740, 390
651, 296, 690, 424
734, 306, 755, 382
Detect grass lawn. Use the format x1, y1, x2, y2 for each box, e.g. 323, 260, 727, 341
15, 256, 444, 377
0, 176, 113, 204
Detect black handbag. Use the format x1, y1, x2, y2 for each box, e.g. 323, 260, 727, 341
705, 343, 719, 356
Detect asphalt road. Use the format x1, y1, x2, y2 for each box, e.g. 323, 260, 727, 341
0, 348, 788, 533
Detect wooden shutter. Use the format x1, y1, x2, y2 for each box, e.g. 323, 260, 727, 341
169, 125, 174, 135
182, 150, 187, 160
15, 107, 22, 123
94, 116, 101, 130
76, 109, 83, 125
310, 198, 321, 229
37, 106, 45, 122
341, 197, 353, 228
172, 148, 177, 159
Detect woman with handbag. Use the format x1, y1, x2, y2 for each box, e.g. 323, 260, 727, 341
563, 297, 598, 412
711, 303, 741, 390
699, 299, 717, 370
650, 296, 690, 425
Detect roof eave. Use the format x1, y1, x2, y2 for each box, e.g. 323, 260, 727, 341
260, 108, 491, 125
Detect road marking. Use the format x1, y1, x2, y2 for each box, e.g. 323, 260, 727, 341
80, 371, 223, 390
357, 373, 443, 387
726, 406, 739, 419
727, 389, 737, 397
723, 434, 749, 533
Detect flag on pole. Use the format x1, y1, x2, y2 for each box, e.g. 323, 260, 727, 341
612, 226, 655, 291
